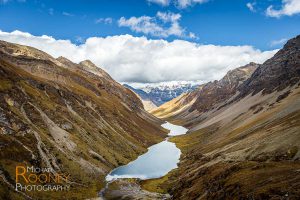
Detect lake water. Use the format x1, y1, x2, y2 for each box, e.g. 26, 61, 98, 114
161, 122, 189, 136
106, 122, 188, 181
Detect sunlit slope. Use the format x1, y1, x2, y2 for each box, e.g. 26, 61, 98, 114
151, 62, 259, 126
0, 40, 167, 199
152, 35, 300, 199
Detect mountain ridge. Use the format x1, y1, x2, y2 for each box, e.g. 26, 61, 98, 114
151, 62, 259, 122
124, 82, 200, 111
0, 39, 167, 200
150, 35, 300, 199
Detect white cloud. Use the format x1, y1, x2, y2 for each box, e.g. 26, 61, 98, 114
175, 0, 208, 9
118, 16, 165, 37
270, 38, 288, 47
0, 30, 278, 83
95, 17, 113, 24
62, 12, 74, 17
118, 12, 196, 38
246, 2, 256, 12
147, 0, 170, 6
147, 0, 208, 8
266, 0, 300, 18
156, 11, 181, 22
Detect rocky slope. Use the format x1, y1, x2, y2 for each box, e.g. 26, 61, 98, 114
151, 35, 300, 199
123, 84, 158, 111
151, 62, 259, 125
0, 40, 167, 200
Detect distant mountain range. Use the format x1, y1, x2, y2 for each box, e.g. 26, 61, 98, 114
124, 82, 200, 110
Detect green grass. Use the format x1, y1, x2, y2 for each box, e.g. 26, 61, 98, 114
141, 173, 173, 194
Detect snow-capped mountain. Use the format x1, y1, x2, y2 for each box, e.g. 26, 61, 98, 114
124, 81, 201, 107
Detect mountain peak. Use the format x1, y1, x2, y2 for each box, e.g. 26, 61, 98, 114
237, 34, 300, 97
79, 59, 98, 69
56, 56, 79, 69
79, 60, 112, 79
0, 40, 62, 66
56, 56, 72, 63
283, 34, 300, 49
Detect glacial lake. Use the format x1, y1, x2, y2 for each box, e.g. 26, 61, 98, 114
106, 122, 188, 181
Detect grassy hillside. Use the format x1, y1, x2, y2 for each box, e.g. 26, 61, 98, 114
0, 40, 167, 200
149, 36, 300, 199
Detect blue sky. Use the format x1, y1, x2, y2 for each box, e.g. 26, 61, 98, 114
0, 0, 299, 84
1, 0, 299, 50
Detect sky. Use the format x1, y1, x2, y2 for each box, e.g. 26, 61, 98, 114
0, 0, 299, 84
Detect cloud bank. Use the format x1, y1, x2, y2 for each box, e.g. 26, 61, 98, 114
118, 12, 195, 38
0, 30, 278, 84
